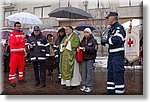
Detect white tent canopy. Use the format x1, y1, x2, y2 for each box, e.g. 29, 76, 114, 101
122, 19, 142, 30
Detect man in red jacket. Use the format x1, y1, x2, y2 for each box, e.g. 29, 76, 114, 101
8, 22, 27, 87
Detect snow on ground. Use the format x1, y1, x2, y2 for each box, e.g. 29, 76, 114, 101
94, 56, 143, 69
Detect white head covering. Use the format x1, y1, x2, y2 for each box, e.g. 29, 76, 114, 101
84, 28, 91, 34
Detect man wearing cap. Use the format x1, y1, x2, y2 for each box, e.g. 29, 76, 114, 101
79, 28, 98, 93
101, 12, 126, 94
26, 26, 50, 87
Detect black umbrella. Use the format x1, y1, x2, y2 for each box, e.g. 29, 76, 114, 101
37, 24, 53, 30
48, 7, 92, 19
75, 23, 95, 31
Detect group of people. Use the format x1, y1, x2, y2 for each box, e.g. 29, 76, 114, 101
5, 11, 126, 95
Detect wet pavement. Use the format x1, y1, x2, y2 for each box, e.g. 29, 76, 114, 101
2, 62, 143, 95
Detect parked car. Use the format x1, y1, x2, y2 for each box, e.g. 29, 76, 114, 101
0, 30, 12, 46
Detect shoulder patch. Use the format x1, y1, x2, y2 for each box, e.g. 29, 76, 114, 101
88, 43, 92, 46
10, 34, 13, 36
116, 30, 120, 33
116, 27, 120, 29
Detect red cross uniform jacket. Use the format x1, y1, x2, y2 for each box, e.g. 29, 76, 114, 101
9, 30, 26, 54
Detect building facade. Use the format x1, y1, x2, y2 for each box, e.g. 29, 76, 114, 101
1, 0, 143, 57
2, 0, 143, 28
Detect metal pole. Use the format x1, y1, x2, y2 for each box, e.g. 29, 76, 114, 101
67, 0, 71, 25
59, 0, 60, 8
97, 0, 99, 8
83, 0, 88, 23
68, 0, 70, 7
129, 0, 131, 6
69, 13, 71, 26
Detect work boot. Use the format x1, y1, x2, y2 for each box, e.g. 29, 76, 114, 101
41, 83, 46, 87
10, 83, 16, 87
35, 82, 40, 86
62, 85, 67, 89
18, 79, 27, 83
55, 78, 61, 83
66, 86, 73, 90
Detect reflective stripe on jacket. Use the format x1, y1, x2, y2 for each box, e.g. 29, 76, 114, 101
9, 30, 26, 53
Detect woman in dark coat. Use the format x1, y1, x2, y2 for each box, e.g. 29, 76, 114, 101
79, 28, 98, 93
53, 28, 66, 83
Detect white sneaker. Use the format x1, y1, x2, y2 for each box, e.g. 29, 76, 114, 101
80, 86, 86, 91
84, 87, 92, 93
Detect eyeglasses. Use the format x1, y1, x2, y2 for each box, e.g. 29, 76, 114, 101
15, 26, 21, 27
34, 30, 40, 31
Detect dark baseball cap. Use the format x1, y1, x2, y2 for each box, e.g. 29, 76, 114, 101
34, 26, 40, 31
106, 12, 118, 19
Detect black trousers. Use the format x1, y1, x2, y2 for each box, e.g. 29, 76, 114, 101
32, 60, 46, 85
46, 56, 55, 75
4, 56, 10, 72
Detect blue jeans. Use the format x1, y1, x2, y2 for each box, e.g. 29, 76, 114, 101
81, 59, 94, 88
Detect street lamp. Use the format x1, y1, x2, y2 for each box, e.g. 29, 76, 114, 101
83, 0, 89, 23
83, 0, 89, 11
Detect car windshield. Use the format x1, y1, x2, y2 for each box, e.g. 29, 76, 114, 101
92, 30, 101, 44
1, 31, 10, 39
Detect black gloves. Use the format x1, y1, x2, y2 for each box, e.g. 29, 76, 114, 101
101, 31, 109, 46
101, 39, 108, 46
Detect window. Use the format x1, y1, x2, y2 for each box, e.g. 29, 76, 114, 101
34, 7, 42, 18
4, 10, 18, 20
131, 0, 143, 6
59, 0, 68, 7
11, 10, 17, 14
99, 0, 109, 8
118, 0, 142, 7
43, 6, 51, 18
34, 6, 51, 18
119, 0, 129, 7
4, 11, 11, 26
4, 11, 11, 19
4, 10, 17, 26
